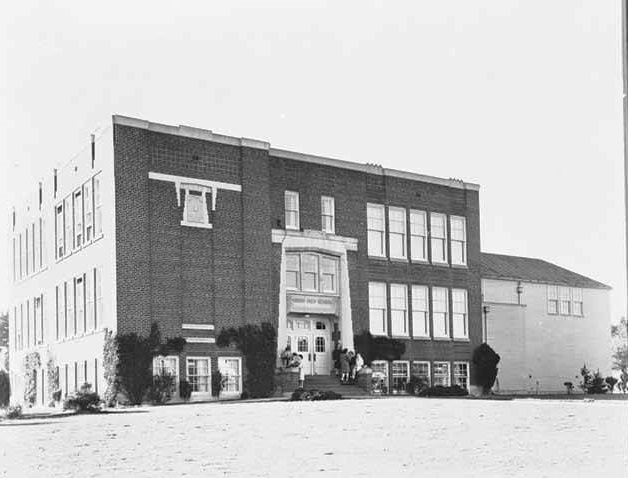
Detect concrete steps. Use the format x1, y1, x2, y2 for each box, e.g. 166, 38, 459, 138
304, 375, 368, 397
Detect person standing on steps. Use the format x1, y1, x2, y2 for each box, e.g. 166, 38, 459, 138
298, 354, 305, 388
340, 349, 350, 383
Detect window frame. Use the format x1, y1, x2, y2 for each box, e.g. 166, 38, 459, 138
547, 285, 559, 315
321, 196, 335, 234
186, 356, 212, 396
94, 173, 103, 237
153, 355, 180, 396
452, 288, 468, 339
388, 206, 407, 260
430, 212, 448, 265
411, 361, 431, 388
572, 288, 584, 317
390, 283, 408, 337
181, 183, 212, 228
284, 191, 300, 230
432, 287, 450, 338
410, 210, 428, 262
411, 285, 430, 338
391, 360, 410, 394
371, 360, 389, 394
559, 286, 571, 315
369, 282, 388, 336
450, 216, 467, 266
218, 356, 243, 396
73, 189, 83, 249
83, 179, 94, 243
367, 203, 386, 258
432, 361, 451, 387
453, 361, 470, 390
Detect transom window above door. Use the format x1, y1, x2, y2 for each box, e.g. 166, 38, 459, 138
285, 252, 339, 294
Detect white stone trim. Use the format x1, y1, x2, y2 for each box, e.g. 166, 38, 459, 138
148, 171, 241, 208
115, 115, 479, 191
271, 229, 358, 252
185, 337, 216, 344
182, 323, 215, 331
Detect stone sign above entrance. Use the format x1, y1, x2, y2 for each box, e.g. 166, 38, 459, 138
287, 294, 338, 315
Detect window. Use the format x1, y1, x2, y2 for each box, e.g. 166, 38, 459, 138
25, 227, 29, 276
371, 360, 389, 394
572, 288, 583, 316
430, 213, 447, 264
56, 285, 62, 341
73, 189, 83, 249
453, 362, 469, 389
218, 357, 242, 394
285, 191, 299, 230
452, 289, 468, 339
321, 196, 335, 233
84, 180, 94, 242
19, 233, 23, 279
367, 203, 385, 257
56, 204, 64, 258
432, 287, 449, 338
411, 285, 430, 338
388, 207, 406, 259
86, 270, 94, 331
187, 357, 211, 394
76, 275, 85, 334
559, 287, 571, 315
286, 254, 300, 290
94, 359, 98, 394
64, 196, 72, 256
34, 297, 41, 345
390, 284, 408, 336
63, 282, 68, 338
410, 210, 427, 261
450, 216, 467, 266
12, 237, 16, 282
182, 185, 211, 226
95, 268, 103, 329
40, 218, 46, 267
411, 361, 431, 388
94, 173, 102, 236
301, 254, 319, 292
433, 361, 451, 387
67, 279, 75, 336
369, 282, 387, 335
547, 285, 558, 314
33, 222, 39, 272
391, 361, 410, 394
320, 256, 338, 293
26, 300, 30, 347
19, 304, 24, 350
153, 355, 179, 396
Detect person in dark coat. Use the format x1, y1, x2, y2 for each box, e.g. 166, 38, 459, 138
340, 349, 350, 383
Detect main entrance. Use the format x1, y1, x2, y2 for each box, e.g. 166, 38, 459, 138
287, 317, 332, 376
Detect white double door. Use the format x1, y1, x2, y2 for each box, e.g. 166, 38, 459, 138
288, 317, 332, 376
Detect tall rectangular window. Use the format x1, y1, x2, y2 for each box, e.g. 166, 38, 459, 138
411, 361, 431, 388
86, 270, 94, 331
321, 196, 335, 233
371, 360, 389, 394
320, 256, 338, 294
453, 362, 469, 389
94, 173, 102, 236
410, 210, 427, 261
33, 297, 40, 345
33, 222, 39, 272
284, 191, 299, 230
388, 207, 407, 259
12, 237, 16, 282
73, 189, 83, 249
391, 361, 410, 394
63, 282, 69, 338
301, 254, 319, 292
218, 357, 242, 394
56, 285, 62, 340
83, 180, 94, 242
559, 286, 571, 315
411, 285, 430, 338
25, 227, 29, 276
369, 282, 387, 335
41, 218, 46, 267
433, 361, 451, 387
452, 289, 468, 339
547, 285, 558, 314
432, 287, 449, 338
187, 357, 211, 393
285, 254, 300, 290
76, 275, 85, 335
64, 196, 72, 256
450, 216, 467, 266
67, 279, 75, 336
572, 288, 583, 316
95, 268, 103, 328
19, 233, 23, 279
56, 204, 64, 258
430, 213, 448, 264
26, 300, 30, 347
367, 203, 385, 257
390, 284, 408, 336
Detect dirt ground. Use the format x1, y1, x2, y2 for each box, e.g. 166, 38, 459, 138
1, 397, 626, 477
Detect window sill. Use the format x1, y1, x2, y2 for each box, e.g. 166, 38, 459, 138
389, 257, 408, 263
412, 336, 432, 341
453, 337, 470, 342
451, 264, 468, 269
433, 337, 452, 341
368, 255, 388, 261
391, 335, 410, 340
410, 258, 429, 264
431, 261, 450, 268
181, 221, 213, 229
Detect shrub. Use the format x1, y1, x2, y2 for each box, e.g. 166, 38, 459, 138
179, 380, 193, 401
407, 375, 430, 396
47, 359, 59, 404
52, 390, 62, 403
149, 372, 176, 404
620, 369, 628, 393
103, 329, 119, 407
472, 343, 500, 394
63, 383, 101, 412
290, 388, 342, 401
5, 405, 22, 419
563, 382, 574, 394
0, 370, 10, 408
418, 385, 469, 397
23, 352, 41, 406
605, 376, 618, 393
354, 332, 406, 363
211, 370, 223, 397
579, 366, 608, 394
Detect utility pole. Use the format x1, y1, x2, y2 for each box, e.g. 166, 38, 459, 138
623, 0, 628, 353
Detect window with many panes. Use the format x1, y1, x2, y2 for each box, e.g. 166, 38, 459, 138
390, 284, 408, 336
64, 196, 72, 256
432, 287, 449, 338
559, 287, 571, 315
286, 254, 300, 290
450, 216, 467, 266
153, 356, 179, 395
321, 196, 335, 233
219, 357, 242, 394
391, 361, 410, 394
452, 289, 468, 339
453, 362, 469, 389
320, 256, 337, 293
388, 207, 406, 259
411, 285, 429, 338
76, 276, 85, 334
572, 288, 583, 316
301, 254, 319, 292
187, 357, 211, 393
83, 180, 93, 242
371, 360, 388, 394
367, 203, 385, 257
411, 361, 431, 389
410, 210, 427, 261
430, 213, 447, 264
56, 204, 64, 258
56, 285, 63, 340
285, 253, 337, 294
86, 270, 94, 331
547, 285, 558, 314
95, 268, 103, 329
433, 361, 450, 386
94, 173, 102, 236
67, 279, 75, 336
74, 189, 83, 249
285, 191, 299, 230
369, 282, 387, 335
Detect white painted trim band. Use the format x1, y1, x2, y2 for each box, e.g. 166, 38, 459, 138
185, 337, 216, 344
182, 324, 215, 331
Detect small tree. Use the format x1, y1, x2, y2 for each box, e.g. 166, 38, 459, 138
605, 376, 618, 393
472, 343, 500, 394
579, 365, 608, 394
619, 368, 628, 394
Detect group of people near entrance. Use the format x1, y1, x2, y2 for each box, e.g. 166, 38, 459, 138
333, 346, 364, 384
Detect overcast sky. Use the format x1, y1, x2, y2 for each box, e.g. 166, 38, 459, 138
1, 1, 625, 322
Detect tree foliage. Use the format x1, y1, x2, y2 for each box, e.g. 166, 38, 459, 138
472, 343, 500, 394
579, 365, 608, 394
0, 370, 10, 407
0, 312, 8, 348
353, 332, 406, 364
611, 317, 628, 372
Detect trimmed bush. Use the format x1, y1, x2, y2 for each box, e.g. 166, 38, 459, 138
472, 343, 500, 394
179, 380, 193, 401
407, 375, 430, 396
605, 376, 618, 393
0, 370, 10, 408
354, 332, 405, 363
579, 365, 608, 394
4, 405, 22, 419
63, 383, 101, 412
418, 385, 469, 397
290, 388, 342, 401
149, 372, 176, 404
211, 370, 223, 397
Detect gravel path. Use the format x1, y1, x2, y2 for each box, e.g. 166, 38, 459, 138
1, 397, 626, 477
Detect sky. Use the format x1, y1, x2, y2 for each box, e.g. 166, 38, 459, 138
0, 1, 625, 322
